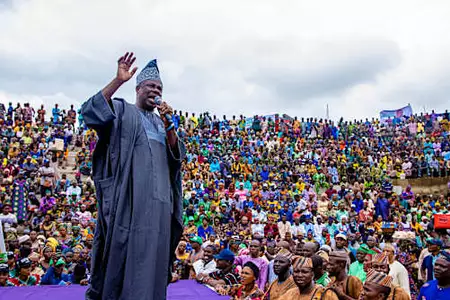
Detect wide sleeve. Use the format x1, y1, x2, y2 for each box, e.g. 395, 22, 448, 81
167, 137, 187, 166
258, 261, 269, 290
81, 91, 116, 132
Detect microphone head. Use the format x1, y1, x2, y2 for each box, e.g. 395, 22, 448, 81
153, 96, 162, 105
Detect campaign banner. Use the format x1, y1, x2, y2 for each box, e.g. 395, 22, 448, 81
380, 104, 413, 120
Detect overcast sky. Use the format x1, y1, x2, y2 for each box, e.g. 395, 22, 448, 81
1, 0, 450, 120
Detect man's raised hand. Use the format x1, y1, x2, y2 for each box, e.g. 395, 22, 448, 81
117, 52, 138, 83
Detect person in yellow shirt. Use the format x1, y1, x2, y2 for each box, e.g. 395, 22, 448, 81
296, 179, 306, 192
417, 122, 424, 133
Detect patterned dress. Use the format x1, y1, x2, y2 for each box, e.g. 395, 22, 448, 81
397, 252, 418, 300
11, 179, 28, 221
8, 274, 40, 286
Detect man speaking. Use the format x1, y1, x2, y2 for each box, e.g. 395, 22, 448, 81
82, 52, 185, 299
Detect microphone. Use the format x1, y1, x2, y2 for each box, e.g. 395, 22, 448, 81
154, 96, 173, 125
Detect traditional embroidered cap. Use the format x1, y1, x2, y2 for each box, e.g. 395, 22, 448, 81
329, 251, 349, 261
372, 253, 389, 265
276, 248, 293, 262
293, 256, 313, 269
136, 59, 162, 87
365, 269, 393, 288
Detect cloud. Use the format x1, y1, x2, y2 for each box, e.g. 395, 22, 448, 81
1, 0, 450, 120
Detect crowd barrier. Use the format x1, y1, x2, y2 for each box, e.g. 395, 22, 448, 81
0, 280, 228, 300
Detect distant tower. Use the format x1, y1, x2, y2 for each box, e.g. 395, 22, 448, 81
326, 104, 329, 120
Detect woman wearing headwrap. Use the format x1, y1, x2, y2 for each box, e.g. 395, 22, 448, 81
40, 246, 54, 272
231, 261, 264, 300
29, 252, 44, 277
318, 193, 329, 216
174, 241, 190, 279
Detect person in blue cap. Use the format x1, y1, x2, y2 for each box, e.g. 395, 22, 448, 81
202, 248, 240, 291
418, 250, 450, 300
82, 52, 186, 300
421, 238, 443, 282
8, 258, 40, 286
0, 263, 15, 287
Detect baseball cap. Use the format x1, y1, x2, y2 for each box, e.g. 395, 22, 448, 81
190, 236, 203, 245
17, 257, 32, 269
335, 233, 347, 240
214, 249, 235, 261
55, 258, 66, 267
0, 264, 8, 273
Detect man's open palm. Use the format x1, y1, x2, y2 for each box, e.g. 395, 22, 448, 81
117, 52, 138, 82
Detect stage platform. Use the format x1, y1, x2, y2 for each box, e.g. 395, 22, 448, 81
0, 280, 228, 300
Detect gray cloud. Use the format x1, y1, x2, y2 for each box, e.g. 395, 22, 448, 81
1, 0, 450, 120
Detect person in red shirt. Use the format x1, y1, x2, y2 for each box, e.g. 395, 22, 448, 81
264, 216, 279, 238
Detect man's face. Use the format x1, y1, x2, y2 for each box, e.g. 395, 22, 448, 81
249, 241, 260, 257
327, 257, 343, 277
360, 282, 385, 300
367, 237, 376, 248
273, 257, 290, 276
428, 244, 439, 253
335, 237, 346, 249
20, 266, 31, 277
216, 259, 230, 270
382, 248, 395, 262
136, 80, 162, 110
203, 247, 214, 263
372, 262, 389, 274
293, 265, 314, 290
434, 257, 450, 280
0, 272, 8, 284
54, 265, 64, 276
302, 243, 316, 258
356, 251, 366, 263
2, 206, 10, 214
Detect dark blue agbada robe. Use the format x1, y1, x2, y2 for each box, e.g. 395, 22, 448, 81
82, 91, 185, 300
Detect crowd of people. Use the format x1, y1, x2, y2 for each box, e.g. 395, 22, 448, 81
0, 101, 450, 300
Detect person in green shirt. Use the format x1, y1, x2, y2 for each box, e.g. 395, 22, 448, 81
312, 254, 331, 287
349, 244, 376, 283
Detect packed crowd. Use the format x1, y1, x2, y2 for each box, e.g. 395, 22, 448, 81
0, 101, 450, 299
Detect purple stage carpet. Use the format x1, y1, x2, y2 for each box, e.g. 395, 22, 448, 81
0, 280, 228, 300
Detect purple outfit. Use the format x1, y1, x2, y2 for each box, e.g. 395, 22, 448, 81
234, 255, 268, 289
40, 196, 56, 214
